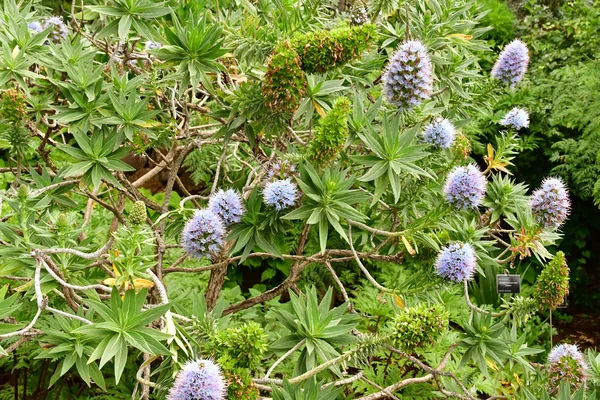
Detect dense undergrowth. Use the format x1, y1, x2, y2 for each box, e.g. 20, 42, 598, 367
0, 0, 599, 399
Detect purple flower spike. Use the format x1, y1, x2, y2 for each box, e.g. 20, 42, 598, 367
443, 164, 487, 209
181, 209, 226, 259
263, 179, 298, 211
42, 16, 68, 43
383, 40, 434, 111
435, 242, 477, 283
491, 39, 529, 87
500, 108, 529, 130
530, 177, 570, 230
423, 118, 456, 149
167, 359, 227, 400
209, 189, 245, 226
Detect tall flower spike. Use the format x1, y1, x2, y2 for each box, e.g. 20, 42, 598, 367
263, 179, 298, 211
500, 108, 529, 130
167, 359, 227, 400
423, 118, 456, 149
547, 344, 588, 395
383, 40, 433, 111
530, 177, 570, 229
42, 16, 68, 43
209, 189, 245, 226
491, 39, 529, 87
181, 209, 226, 259
435, 242, 477, 282
443, 164, 487, 209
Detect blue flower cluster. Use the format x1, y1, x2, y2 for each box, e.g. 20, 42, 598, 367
500, 108, 529, 130
266, 159, 296, 181
443, 164, 487, 209
530, 177, 570, 230
145, 41, 162, 51
263, 179, 298, 211
383, 40, 433, 111
209, 189, 245, 226
181, 209, 226, 259
491, 39, 529, 87
423, 118, 456, 149
547, 344, 588, 395
548, 344, 586, 365
435, 242, 477, 283
42, 16, 68, 43
167, 359, 226, 400
28, 21, 43, 33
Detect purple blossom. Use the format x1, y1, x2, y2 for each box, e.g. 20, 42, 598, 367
28, 21, 42, 33
351, 7, 369, 25
42, 16, 68, 44
383, 40, 433, 111
209, 189, 244, 226
435, 243, 477, 282
500, 108, 529, 130
167, 359, 227, 400
263, 179, 298, 211
423, 118, 456, 149
491, 39, 529, 87
266, 159, 296, 181
547, 344, 588, 395
443, 164, 487, 209
530, 177, 570, 230
548, 344, 586, 365
144, 41, 162, 51
181, 209, 226, 259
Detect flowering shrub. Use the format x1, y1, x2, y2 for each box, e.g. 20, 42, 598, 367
0, 0, 583, 399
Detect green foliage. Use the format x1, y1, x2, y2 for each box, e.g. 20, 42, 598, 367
390, 303, 449, 350
209, 322, 268, 400
59, 131, 135, 189
73, 289, 171, 384
154, 12, 227, 93
283, 164, 369, 253
271, 379, 342, 400
210, 322, 268, 370
262, 41, 306, 115
270, 287, 358, 375
478, 0, 515, 44
535, 251, 570, 311
546, 62, 600, 205
87, 0, 169, 41
483, 174, 529, 223
0, 0, 586, 397
307, 97, 351, 166
290, 24, 377, 74
460, 312, 508, 377
354, 114, 431, 204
